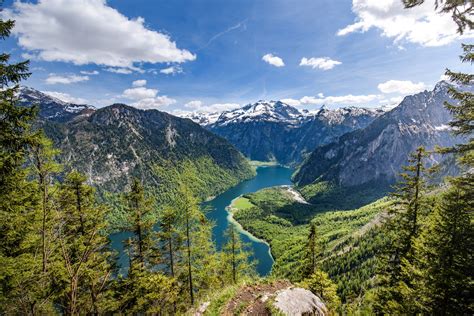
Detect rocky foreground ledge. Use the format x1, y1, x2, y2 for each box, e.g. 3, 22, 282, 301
193, 280, 328, 316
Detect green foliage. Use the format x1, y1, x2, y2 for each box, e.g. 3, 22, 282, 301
301, 270, 341, 312
55, 171, 114, 314
299, 180, 391, 211
222, 226, 256, 284
231, 184, 392, 306
124, 178, 156, 269
118, 269, 177, 314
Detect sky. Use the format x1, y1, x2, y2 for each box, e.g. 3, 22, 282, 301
2, 0, 472, 114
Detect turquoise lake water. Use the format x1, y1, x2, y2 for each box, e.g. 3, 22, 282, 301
109, 165, 293, 276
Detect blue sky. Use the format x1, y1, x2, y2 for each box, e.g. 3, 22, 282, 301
2, 0, 472, 113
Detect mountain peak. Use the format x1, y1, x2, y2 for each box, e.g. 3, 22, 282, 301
19, 86, 95, 122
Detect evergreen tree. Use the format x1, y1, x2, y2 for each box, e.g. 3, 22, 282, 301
375, 146, 431, 314
302, 270, 341, 313
56, 171, 113, 314
124, 178, 156, 269
30, 134, 61, 273
303, 222, 320, 278
0, 12, 49, 314
402, 1, 473, 314
222, 225, 254, 284
158, 206, 182, 278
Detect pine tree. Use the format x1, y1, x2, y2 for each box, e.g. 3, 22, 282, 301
303, 222, 320, 278
302, 270, 341, 313
30, 134, 61, 273
402, 2, 473, 314
158, 206, 182, 278
0, 12, 49, 314
222, 225, 254, 284
375, 146, 431, 314
124, 178, 156, 269
56, 171, 113, 315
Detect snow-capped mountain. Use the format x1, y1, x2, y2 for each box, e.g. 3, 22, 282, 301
214, 100, 303, 126
190, 100, 386, 164
180, 111, 221, 126
19, 87, 95, 122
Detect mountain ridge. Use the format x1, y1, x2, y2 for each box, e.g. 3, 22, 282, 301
189, 100, 386, 164
294, 81, 462, 188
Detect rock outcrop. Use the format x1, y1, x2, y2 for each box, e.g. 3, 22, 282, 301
273, 287, 328, 316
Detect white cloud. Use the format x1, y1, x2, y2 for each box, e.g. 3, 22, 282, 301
80, 70, 99, 75
337, 0, 472, 46
282, 93, 381, 107
122, 83, 176, 110
105, 67, 134, 74
132, 79, 147, 87
377, 80, 427, 94
262, 54, 285, 67
184, 100, 204, 108
131, 96, 176, 109
300, 57, 342, 70
4, 0, 195, 71
280, 98, 301, 107
184, 100, 239, 112
45, 74, 89, 85
123, 87, 158, 100
160, 65, 183, 75
299, 94, 380, 105
379, 96, 404, 108
42, 91, 88, 104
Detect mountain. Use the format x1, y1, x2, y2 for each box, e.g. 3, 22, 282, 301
199, 100, 384, 165
19, 87, 95, 123
20, 87, 254, 200
294, 81, 461, 188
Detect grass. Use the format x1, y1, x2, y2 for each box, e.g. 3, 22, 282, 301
201, 284, 239, 316
231, 197, 255, 211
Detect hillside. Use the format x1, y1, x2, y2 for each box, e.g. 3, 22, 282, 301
229, 186, 392, 306
20, 88, 255, 228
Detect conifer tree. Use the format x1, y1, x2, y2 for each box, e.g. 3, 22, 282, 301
30, 134, 61, 273
0, 12, 48, 314
402, 1, 473, 314
56, 171, 113, 315
304, 222, 320, 278
375, 146, 431, 314
124, 178, 156, 269
158, 206, 182, 278
302, 270, 341, 313
222, 225, 254, 284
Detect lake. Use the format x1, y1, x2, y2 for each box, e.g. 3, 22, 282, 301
110, 165, 293, 276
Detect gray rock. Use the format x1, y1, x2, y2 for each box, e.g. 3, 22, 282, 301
273, 287, 328, 316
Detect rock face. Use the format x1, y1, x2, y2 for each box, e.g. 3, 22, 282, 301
273, 287, 328, 316
294, 81, 463, 187
197, 100, 384, 165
